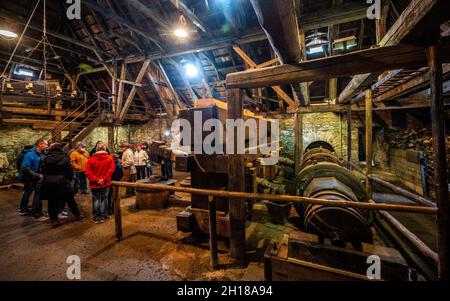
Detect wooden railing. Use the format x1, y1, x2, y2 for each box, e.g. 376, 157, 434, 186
40, 97, 100, 143
110, 181, 438, 270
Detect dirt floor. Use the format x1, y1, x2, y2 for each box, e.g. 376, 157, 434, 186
0, 168, 292, 281
0, 167, 437, 281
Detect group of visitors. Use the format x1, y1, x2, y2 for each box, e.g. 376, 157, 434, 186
18, 139, 84, 227
17, 139, 156, 228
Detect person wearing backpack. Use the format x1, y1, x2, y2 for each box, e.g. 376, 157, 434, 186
16, 145, 34, 174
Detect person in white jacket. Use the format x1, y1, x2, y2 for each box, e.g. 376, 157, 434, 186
134, 144, 149, 180
120, 143, 137, 197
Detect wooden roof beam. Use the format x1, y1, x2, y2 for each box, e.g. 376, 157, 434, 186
120, 31, 266, 64
0, 9, 110, 57
338, 0, 449, 103
169, 0, 208, 34
226, 44, 450, 89
250, 0, 309, 106
299, 1, 368, 31
119, 60, 151, 121
232, 46, 295, 108
124, 0, 171, 30
83, 0, 164, 51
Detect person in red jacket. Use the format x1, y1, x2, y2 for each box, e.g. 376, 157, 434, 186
85, 142, 115, 223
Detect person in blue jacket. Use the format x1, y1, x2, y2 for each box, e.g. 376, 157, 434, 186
19, 139, 48, 220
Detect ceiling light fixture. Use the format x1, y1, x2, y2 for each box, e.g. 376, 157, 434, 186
174, 14, 189, 39
185, 63, 199, 77
307, 46, 324, 54
0, 29, 18, 39
164, 130, 171, 137
174, 28, 188, 38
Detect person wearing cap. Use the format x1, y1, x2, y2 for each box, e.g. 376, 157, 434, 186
70, 142, 90, 194
120, 143, 137, 197
134, 144, 149, 180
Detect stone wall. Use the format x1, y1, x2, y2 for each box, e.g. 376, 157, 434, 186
279, 112, 359, 163
84, 118, 173, 153
0, 125, 47, 171
0, 118, 172, 176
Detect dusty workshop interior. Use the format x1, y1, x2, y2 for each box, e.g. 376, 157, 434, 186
0, 0, 449, 286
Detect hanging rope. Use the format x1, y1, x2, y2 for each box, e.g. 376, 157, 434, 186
17, 37, 43, 66
0, 0, 41, 78
43, 0, 47, 82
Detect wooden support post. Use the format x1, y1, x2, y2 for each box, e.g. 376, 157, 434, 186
116, 63, 126, 118
329, 78, 338, 103
294, 112, 303, 174
347, 106, 352, 168
427, 45, 449, 281
113, 186, 123, 241
0, 88, 3, 124
227, 88, 246, 262
208, 196, 218, 269
68, 124, 73, 150
108, 126, 114, 153
95, 92, 100, 112
112, 59, 117, 114
365, 89, 373, 200
83, 92, 87, 111
119, 60, 151, 121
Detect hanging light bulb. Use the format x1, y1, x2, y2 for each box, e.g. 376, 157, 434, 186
174, 28, 188, 38
174, 15, 189, 38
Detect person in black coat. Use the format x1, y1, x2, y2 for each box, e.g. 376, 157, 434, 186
108, 154, 123, 215
41, 143, 82, 228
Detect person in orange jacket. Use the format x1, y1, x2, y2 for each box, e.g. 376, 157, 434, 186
70, 142, 90, 194
85, 142, 115, 223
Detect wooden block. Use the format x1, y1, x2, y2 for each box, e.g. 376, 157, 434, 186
176, 210, 195, 232
135, 190, 169, 210
175, 154, 193, 172
287, 230, 410, 280
190, 208, 230, 237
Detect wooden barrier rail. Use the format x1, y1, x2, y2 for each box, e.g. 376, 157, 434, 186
110, 181, 438, 269
347, 161, 436, 208
111, 181, 438, 214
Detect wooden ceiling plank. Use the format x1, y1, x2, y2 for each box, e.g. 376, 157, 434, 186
338, 0, 445, 103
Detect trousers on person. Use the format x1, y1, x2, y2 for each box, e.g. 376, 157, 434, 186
48, 195, 81, 221
122, 167, 135, 197
20, 178, 43, 216
146, 164, 153, 178
74, 172, 87, 193
164, 161, 173, 179
91, 187, 109, 219
136, 166, 146, 180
